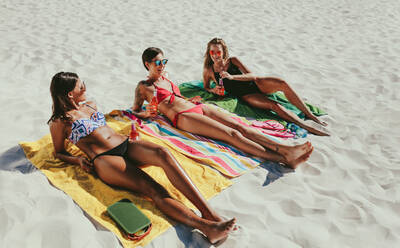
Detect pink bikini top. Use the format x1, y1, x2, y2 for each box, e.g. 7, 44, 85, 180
152, 76, 182, 104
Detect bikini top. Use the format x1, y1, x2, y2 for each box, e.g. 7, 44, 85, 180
151, 76, 182, 104
68, 104, 106, 144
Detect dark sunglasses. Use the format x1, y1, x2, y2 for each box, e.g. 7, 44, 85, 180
152, 59, 168, 66
209, 50, 222, 56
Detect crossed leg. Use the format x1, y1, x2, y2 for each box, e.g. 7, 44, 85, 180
93, 146, 235, 244
201, 105, 314, 169
241, 93, 329, 136
254, 77, 327, 125
176, 106, 312, 168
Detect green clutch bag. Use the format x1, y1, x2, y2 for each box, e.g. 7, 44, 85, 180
107, 199, 152, 240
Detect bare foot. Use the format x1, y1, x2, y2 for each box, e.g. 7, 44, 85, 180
301, 121, 330, 136
319, 120, 328, 126
202, 218, 236, 244
280, 141, 312, 162
204, 214, 239, 231
309, 115, 328, 126
284, 146, 314, 169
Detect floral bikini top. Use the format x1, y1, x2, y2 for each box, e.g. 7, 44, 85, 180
68, 104, 106, 144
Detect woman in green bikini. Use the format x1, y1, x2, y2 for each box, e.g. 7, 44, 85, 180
202, 38, 329, 136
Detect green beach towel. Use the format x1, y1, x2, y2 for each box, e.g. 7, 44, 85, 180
179, 80, 327, 125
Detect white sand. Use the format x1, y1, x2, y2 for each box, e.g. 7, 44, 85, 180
1, 0, 399, 247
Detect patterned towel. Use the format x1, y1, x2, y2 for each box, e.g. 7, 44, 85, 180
118, 108, 284, 178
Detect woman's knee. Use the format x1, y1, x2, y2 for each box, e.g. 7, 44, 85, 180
254, 77, 263, 84
273, 79, 290, 91
154, 146, 171, 158
229, 122, 247, 134
225, 128, 243, 140
270, 102, 284, 112
152, 146, 179, 167
236, 125, 253, 137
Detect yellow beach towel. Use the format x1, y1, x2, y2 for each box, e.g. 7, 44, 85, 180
19, 114, 232, 247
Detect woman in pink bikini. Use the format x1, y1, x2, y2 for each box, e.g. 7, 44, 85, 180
132, 47, 314, 169
48, 72, 235, 244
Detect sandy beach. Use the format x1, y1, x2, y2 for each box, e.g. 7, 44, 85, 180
1, 0, 399, 247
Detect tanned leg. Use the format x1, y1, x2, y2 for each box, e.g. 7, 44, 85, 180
201, 105, 314, 169
254, 77, 327, 126
175, 111, 287, 162
124, 140, 223, 221
241, 93, 329, 136
93, 155, 236, 243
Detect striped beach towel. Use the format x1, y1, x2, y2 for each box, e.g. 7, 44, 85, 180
118, 110, 262, 178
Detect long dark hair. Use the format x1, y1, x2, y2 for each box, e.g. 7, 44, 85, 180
203, 38, 229, 70
47, 72, 79, 124
142, 47, 163, 70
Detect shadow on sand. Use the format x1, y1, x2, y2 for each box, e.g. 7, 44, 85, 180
259, 161, 293, 186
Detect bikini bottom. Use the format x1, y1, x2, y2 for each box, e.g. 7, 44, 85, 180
91, 138, 129, 163
172, 104, 204, 127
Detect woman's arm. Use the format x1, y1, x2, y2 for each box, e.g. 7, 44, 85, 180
221, 57, 257, 81
203, 68, 221, 94
49, 120, 92, 172
131, 82, 156, 119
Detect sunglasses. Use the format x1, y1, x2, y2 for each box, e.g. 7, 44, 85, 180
209, 50, 222, 56
152, 59, 168, 66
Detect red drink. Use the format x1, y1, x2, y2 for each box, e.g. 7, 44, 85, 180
148, 90, 158, 113
218, 78, 225, 96
130, 124, 139, 140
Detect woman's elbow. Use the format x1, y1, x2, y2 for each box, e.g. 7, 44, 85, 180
54, 150, 68, 158
132, 105, 141, 112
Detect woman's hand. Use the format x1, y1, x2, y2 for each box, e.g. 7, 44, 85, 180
207, 86, 224, 95
220, 71, 233, 80
79, 156, 93, 173
189, 95, 203, 104
144, 105, 158, 118
130, 107, 157, 119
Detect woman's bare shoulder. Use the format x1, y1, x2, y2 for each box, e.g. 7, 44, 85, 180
49, 118, 68, 132
136, 80, 153, 94
230, 56, 241, 64
138, 79, 151, 86
86, 100, 97, 109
